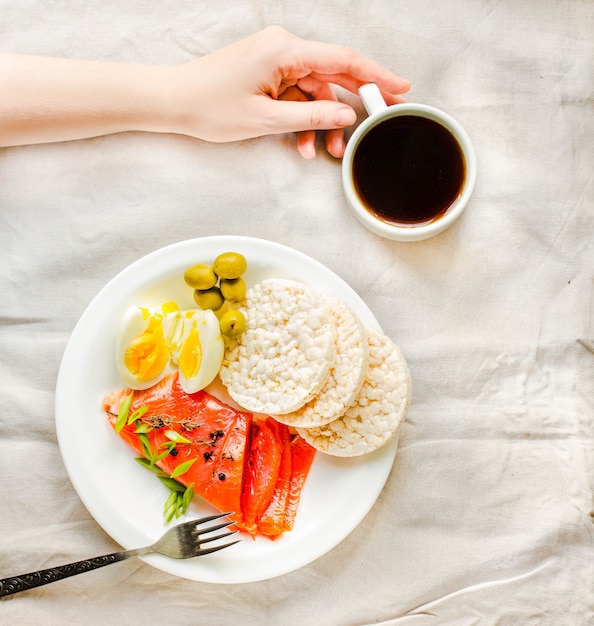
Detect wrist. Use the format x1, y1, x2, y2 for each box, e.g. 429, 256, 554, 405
148, 61, 210, 140
104, 64, 178, 136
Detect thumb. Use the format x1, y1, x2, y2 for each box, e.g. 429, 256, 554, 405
262, 99, 357, 134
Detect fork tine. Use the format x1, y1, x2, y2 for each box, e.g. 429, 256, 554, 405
183, 512, 234, 534
197, 530, 237, 546
192, 512, 235, 527
196, 539, 241, 557
195, 520, 235, 535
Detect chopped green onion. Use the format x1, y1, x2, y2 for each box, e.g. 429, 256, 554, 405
115, 393, 133, 433
164, 430, 192, 445
127, 404, 148, 425
137, 433, 155, 463
155, 447, 173, 463
134, 457, 167, 476
158, 477, 186, 492
170, 458, 197, 479
175, 496, 186, 518
134, 423, 153, 434
182, 483, 195, 510
163, 492, 178, 523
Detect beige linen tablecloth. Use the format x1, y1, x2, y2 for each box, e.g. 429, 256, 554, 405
1, 1, 592, 624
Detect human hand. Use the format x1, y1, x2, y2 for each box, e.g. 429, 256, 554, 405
0, 26, 409, 153
162, 26, 410, 158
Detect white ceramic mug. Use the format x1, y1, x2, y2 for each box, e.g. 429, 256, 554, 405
342, 83, 477, 242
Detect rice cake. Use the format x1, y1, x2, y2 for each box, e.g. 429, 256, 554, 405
273, 295, 368, 428
297, 327, 411, 457
219, 278, 335, 415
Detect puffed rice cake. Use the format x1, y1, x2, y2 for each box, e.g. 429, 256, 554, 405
297, 327, 411, 457
273, 294, 369, 428
219, 278, 335, 415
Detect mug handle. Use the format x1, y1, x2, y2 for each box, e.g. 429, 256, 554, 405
358, 83, 388, 116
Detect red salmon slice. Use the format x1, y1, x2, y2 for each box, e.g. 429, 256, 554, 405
103, 374, 252, 525
256, 421, 292, 538
283, 436, 316, 532
238, 418, 283, 536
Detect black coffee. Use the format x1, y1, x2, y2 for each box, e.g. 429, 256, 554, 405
352, 115, 465, 225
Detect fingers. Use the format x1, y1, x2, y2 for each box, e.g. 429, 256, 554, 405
279, 85, 317, 158
260, 27, 409, 99
309, 69, 409, 95
289, 35, 411, 97
296, 127, 346, 159
272, 98, 354, 158
309, 71, 409, 105
324, 128, 348, 159
293, 76, 347, 158
276, 99, 354, 156
296, 130, 316, 159
279, 83, 351, 158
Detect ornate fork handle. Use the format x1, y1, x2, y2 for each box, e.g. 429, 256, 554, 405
0, 514, 237, 597
0, 549, 143, 597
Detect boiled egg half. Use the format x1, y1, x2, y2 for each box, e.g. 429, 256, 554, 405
116, 302, 224, 393
167, 308, 224, 394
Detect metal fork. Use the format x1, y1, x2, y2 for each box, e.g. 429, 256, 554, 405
0, 512, 239, 597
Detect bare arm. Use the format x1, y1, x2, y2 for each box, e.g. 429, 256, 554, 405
0, 27, 409, 157
0, 54, 171, 146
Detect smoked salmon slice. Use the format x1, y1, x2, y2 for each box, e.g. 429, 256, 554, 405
103, 374, 252, 526
238, 419, 283, 536
283, 435, 316, 533
103, 374, 316, 538
256, 420, 292, 538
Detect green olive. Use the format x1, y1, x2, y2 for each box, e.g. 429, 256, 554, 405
184, 264, 217, 290
213, 252, 247, 280
219, 309, 247, 339
219, 277, 246, 303
193, 287, 224, 311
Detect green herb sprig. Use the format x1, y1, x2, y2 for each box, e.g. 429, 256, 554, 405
115, 395, 195, 523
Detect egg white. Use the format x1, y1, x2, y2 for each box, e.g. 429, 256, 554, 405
115, 304, 177, 390
115, 304, 223, 394
170, 309, 224, 394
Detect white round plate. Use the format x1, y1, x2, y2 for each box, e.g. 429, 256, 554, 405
55, 236, 398, 584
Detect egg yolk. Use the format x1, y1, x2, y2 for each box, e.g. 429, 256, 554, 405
139, 301, 179, 321
123, 318, 170, 382
179, 325, 202, 379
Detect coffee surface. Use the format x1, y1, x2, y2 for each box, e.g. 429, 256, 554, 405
352, 116, 465, 225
